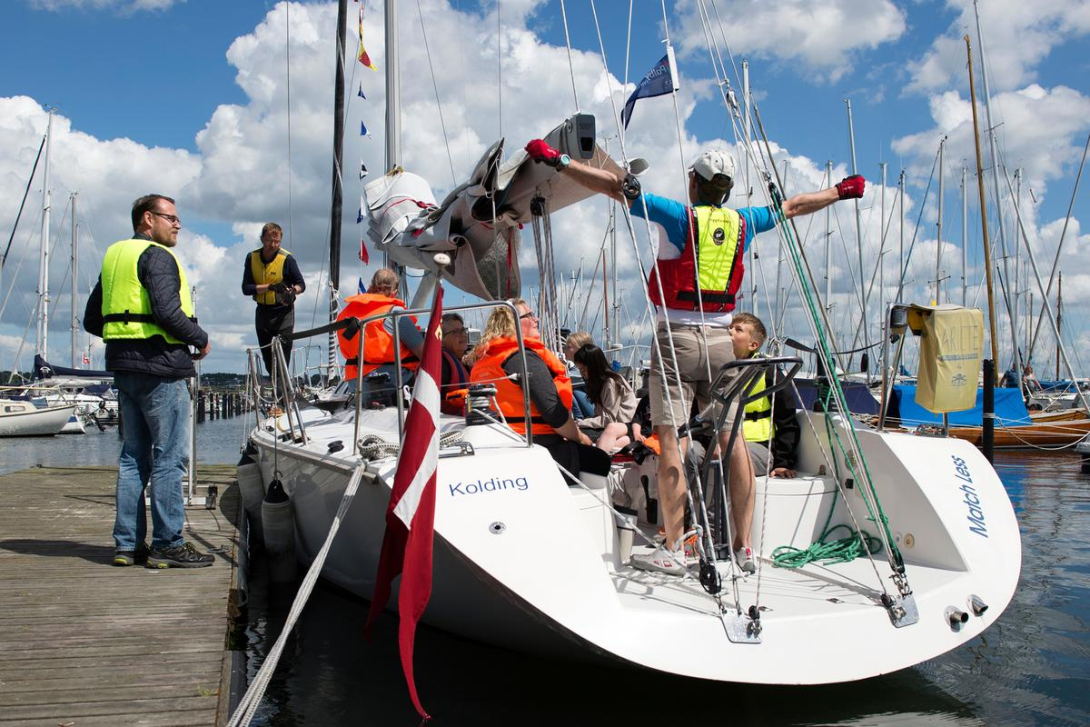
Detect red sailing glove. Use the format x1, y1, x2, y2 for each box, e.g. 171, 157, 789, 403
525, 139, 561, 166
836, 175, 866, 200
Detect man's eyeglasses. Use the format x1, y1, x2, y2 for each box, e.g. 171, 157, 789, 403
443, 327, 467, 337
519, 311, 538, 321
151, 211, 181, 225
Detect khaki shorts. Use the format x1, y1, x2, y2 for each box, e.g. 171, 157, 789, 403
649, 324, 739, 431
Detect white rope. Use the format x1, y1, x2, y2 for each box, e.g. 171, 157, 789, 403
228, 462, 367, 727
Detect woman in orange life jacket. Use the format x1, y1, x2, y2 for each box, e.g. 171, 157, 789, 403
470, 299, 611, 481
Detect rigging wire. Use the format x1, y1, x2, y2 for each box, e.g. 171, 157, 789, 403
415, 0, 458, 187
285, 1, 295, 251
558, 0, 580, 110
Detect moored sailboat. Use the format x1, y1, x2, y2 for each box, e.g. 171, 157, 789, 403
241, 0, 1022, 689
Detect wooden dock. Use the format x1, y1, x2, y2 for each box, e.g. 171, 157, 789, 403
0, 465, 243, 727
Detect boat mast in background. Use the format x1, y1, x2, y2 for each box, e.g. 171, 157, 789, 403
961, 167, 968, 307
935, 137, 945, 305
824, 160, 832, 317
1026, 131, 1089, 368
1056, 272, 1062, 381
70, 192, 78, 369
845, 99, 869, 361
965, 34, 1000, 382
37, 109, 54, 363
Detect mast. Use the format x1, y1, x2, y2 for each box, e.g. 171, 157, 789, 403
935, 137, 945, 304
1028, 131, 1089, 362
965, 34, 1000, 381
961, 167, 968, 306
824, 160, 833, 315
845, 99, 869, 356
328, 0, 348, 370
1056, 272, 1062, 381
70, 192, 78, 369
973, 0, 1019, 374
879, 162, 887, 372
899, 170, 905, 304
37, 109, 54, 363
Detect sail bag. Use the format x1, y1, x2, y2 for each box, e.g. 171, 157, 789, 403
909, 304, 984, 413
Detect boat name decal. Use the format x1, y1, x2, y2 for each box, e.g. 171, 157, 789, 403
448, 476, 529, 497
951, 455, 987, 538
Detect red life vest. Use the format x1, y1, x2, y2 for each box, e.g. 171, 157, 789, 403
648, 204, 747, 313
469, 336, 573, 436
336, 293, 420, 379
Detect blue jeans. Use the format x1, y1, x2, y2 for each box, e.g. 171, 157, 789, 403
572, 388, 594, 419
113, 372, 191, 551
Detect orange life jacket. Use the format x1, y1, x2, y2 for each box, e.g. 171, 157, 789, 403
336, 293, 420, 379
469, 336, 573, 436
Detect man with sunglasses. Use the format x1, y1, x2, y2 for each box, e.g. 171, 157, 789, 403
85, 194, 214, 570
439, 313, 470, 414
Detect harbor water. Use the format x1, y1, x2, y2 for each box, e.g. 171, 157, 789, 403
3, 424, 1088, 725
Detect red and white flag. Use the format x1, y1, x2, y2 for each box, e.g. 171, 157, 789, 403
81, 351, 90, 365
365, 284, 443, 721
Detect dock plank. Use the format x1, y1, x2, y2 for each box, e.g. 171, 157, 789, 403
0, 465, 241, 727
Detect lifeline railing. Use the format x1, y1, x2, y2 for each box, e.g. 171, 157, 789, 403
254, 300, 535, 457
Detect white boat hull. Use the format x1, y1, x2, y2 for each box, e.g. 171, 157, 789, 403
0, 403, 77, 437
250, 405, 1020, 684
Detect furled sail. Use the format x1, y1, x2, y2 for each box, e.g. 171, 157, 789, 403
365, 113, 630, 300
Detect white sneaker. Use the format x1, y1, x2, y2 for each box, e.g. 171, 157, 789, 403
734, 546, 756, 574
631, 546, 687, 576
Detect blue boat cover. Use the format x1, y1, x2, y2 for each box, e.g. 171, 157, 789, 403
888, 385, 1031, 427
34, 354, 112, 380
791, 378, 881, 416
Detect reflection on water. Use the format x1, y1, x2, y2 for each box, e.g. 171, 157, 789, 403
238, 451, 1090, 727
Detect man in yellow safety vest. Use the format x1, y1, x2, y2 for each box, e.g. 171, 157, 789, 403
84, 194, 214, 569
241, 222, 306, 376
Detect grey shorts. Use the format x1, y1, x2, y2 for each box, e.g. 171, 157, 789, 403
649, 324, 739, 431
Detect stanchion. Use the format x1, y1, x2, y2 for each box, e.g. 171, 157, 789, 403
982, 359, 994, 463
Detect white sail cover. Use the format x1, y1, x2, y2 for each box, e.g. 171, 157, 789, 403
366, 115, 630, 300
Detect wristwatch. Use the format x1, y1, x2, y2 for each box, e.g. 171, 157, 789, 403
555, 153, 571, 171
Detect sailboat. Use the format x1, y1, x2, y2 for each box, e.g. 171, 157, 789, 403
244, 0, 1021, 685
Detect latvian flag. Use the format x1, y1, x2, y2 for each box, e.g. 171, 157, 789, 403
365, 284, 444, 721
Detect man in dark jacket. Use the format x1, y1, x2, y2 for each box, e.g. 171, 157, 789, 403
84, 194, 214, 569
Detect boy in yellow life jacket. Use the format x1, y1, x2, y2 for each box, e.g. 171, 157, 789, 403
730, 313, 801, 478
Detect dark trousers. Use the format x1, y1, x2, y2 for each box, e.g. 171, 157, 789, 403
255, 305, 295, 377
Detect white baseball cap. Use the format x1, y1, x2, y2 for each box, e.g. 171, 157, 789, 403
690, 149, 736, 181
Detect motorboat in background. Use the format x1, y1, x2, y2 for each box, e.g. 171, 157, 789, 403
0, 399, 75, 437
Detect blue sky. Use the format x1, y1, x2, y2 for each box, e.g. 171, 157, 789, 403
2, 0, 1088, 374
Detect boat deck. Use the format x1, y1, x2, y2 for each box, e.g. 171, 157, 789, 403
0, 465, 242, 727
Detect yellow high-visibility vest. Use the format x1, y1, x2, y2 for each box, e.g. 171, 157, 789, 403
250, 248, 292, 305
743, 367, 774, 444
101, 239, 194, 344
